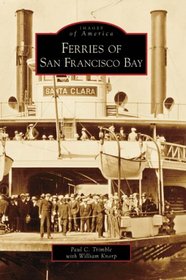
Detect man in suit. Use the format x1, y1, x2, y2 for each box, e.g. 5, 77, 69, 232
0, 194, 9, 223
39, 193, 53, 239
30, 196, 39, 232
68, 194, 80, 232
18, 193, 30, 232
58, 197, 70, 236
91, 195, 99, 232
80, 197, 92, 232
7, 195, 20, 232
95, 196, 105, 238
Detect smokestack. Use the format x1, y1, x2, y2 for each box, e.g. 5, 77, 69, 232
151, 10, 167, 116
16, 9, 33, 112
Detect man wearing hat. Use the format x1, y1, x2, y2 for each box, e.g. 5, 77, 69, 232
141, 192, 150, 214
0, 194, 9, 224
68, 194, 80, 232
30, 196, 39, 232
57, 195, 64, 232
121, 194, 130, 216
13, 131, 19, 141
80, 128, 89, 141
145, 194, 157, 215
128, 127, 138, 142
80, 197, 92, 232
48, 135, 54, 140
118, 127, 127, 141
108, 125, 116, 140
24, 193, 32, 231
94, 196, 105, 238
91, 195, 99, 232
58, 197, 70, 236
0, 127, 8, 141
18, 193, 30, 232
39, 193, 53, 239
51, 195, 58, 232
25, 124, 39, 140
7, 195, 19, 232
42, 135, 47, 140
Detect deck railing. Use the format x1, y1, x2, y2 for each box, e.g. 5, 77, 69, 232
2, 101, 186, 120
162, 142, 186, 162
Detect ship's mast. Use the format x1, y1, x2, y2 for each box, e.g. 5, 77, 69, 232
53, 76, 62, 158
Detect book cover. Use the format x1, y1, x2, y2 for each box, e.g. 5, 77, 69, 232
0, 0, 186, 279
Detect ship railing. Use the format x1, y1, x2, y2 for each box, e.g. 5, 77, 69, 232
172, 210, 186, 214
3, 101, 186, 119
162, 141, 186, 162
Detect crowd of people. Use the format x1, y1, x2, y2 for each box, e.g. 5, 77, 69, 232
1, 124, 143, 142
0, 124, 167, 146
0, 191, 158, 239
77, 125, 144, 142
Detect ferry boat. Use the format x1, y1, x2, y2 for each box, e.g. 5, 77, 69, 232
0, 9, 185, 262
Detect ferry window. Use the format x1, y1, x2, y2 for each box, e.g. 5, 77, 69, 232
8, 96, 18, 110
114, 91, 128, 106
164, 97, 174, 111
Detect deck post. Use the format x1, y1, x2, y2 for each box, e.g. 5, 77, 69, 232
160, 166, 164, 214
8, 167, 12, 197
45, 262, 49, 280
141, 134, 164, 215
151, 123, 157, 140
102, 128, 121, 199
53, 75, 62, 158
139, 179, 142, 207
108, 179, 112, 196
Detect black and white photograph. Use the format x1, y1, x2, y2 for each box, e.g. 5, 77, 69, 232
0, 0, 186, 279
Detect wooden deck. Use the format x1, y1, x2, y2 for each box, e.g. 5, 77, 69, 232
0, 231, 185, 252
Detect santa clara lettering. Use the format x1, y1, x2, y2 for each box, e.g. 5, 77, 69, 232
43, 86, 97, 96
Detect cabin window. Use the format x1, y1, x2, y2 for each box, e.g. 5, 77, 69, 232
114, 91, 128, 106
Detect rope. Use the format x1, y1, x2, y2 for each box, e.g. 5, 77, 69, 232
91, 0, 123, 18
67, 214, 102, 220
